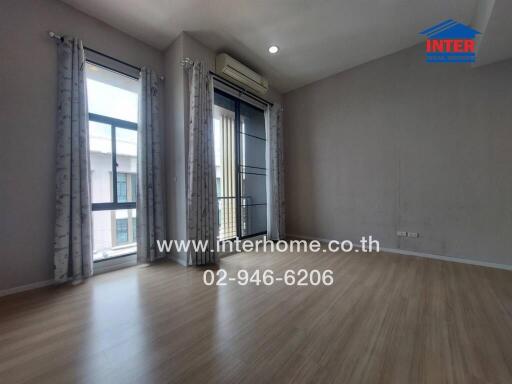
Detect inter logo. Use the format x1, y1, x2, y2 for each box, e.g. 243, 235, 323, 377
420, 19, 480, 63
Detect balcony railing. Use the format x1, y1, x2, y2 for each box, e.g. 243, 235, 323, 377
217, 196, 237, 241
217, 196, 256, 241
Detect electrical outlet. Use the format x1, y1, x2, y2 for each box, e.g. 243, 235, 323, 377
407, 232, 419, 238
397, 231, 407, 237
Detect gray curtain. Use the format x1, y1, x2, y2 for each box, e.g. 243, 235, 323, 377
137, 68, 166, 263
186, 62, 218, 265
53, 37, 93, 283
266, 103, 286, 240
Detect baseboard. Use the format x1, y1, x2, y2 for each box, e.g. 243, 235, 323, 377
93, 254, 137, 275
0, 279, 53, 298
168, 252, 187, 266
287, 233, 512, 271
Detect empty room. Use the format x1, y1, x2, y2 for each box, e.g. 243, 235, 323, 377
1, 0, 511, 383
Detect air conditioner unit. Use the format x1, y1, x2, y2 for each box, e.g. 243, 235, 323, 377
215, 53, 269, 95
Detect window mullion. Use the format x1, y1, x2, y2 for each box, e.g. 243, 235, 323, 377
235, 99, 242, 238
111, 124, 118, 206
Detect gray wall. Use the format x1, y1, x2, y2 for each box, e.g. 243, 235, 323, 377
163, 33, 216, 265
284, 45, 512, 266
0, 0, 165, 291
164, 34, 186, 265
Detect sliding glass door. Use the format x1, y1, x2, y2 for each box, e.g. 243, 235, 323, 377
239, 102, 267, 237
213, 90, 267, 240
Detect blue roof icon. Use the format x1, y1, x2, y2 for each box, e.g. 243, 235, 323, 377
420, 19, 480, 39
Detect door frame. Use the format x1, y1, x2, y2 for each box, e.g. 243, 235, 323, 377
214, 88, 268, 240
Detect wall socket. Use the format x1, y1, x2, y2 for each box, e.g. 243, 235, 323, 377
397, 231, 420, 238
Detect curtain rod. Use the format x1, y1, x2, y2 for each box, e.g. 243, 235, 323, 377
48, 31, 165, 80
180, 57, 274, 107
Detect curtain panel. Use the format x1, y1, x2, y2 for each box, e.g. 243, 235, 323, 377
53, 37, 93, 283
186, 62, 218, 265
266, 103, 286, 240
137, 68, 166, 263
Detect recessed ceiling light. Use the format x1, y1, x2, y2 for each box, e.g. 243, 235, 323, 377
268, 45, 279, 54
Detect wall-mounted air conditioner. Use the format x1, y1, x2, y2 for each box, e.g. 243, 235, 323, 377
215, 53, 269, 95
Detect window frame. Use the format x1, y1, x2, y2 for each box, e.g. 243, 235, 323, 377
89, 112, 138, 263
85, 57, 140, 265
213, 88, 268, 241
89, 112, 137, 212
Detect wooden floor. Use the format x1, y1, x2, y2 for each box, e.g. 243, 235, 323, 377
1, 248, 511, 384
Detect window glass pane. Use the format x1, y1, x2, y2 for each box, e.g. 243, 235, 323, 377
117, 173, 127, 202
116, 219, 128, 244
240, 133, 266, 170
115, 127, 137, 202
240, 102, 265, 139
87, 64, 139, 261
86, 63, 139, 123
213, 93, 238, 241
89, 121, 113, 203
241, 205, 267, 237
240, 173, 267, 205
92, 209, 136, 261
131, 174, 137, 203
240, 102, 266, 171
240, 100, 267, 237
213, 96, 236, 198
214, 92, 236, 112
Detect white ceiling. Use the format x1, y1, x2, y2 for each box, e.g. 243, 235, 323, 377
60, 0, 512, 93
474, 0, 512, 68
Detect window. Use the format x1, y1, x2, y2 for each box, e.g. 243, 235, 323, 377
117, 173, 128, 202
87, 62, 139, 261
116, 219, 129, 244
116, 173, 136, 203
213, 90, 267, 241
131, 174, 137, 203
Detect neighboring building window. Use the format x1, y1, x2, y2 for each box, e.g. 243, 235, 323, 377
132, 217, 137, 242
117, 173, 128, 202
131, 174, 137, 202
116, 219, 128, 244
216, 177, 221, 196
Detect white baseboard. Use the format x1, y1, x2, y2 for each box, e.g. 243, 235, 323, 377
0, 279, 53, 298
287, 233, 512, 271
